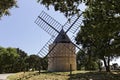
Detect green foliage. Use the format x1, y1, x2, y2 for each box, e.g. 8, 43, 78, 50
77, 50, 99, 70
37, 0, 87, 17
41, 57, 48, 70
0, 47, 19, 73
13, 48, 28, 72
76, 0, 120, 72
77, 50, 86, 70
0, 46, 42, 73
0, 0, 17, 18
25, 54, 41, 70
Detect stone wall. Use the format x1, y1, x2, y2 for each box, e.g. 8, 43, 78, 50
48, 43, 76, 72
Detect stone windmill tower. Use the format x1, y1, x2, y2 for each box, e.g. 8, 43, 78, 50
48, 29, 76, 71
35, 11, 83, 72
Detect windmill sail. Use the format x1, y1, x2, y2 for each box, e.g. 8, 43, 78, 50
71, 36, 81, 49
35, 11, 62, 37
63, 13, 83, 34
37, 37, 56, 58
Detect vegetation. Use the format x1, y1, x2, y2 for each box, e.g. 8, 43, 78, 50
0, 46, 44, 73
75, 0, 120, 72
37, 0, 83, 17
8, 71, 120, 80
0, 47, 19, 73
8, 72, 38, 80
77, 50, 101, 71
0, 0, 17, 18
71, 71, 120, 80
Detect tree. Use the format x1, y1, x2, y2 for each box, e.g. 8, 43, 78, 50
0, 46, 43, 73
0, 46, 7, 73
97, 60, 103, 72
16, 48, 28, 72
77, 48, 99, 70
77, 50, 86, 70
0, 47, 19, 73
25, 54, 41, 71
76, 0, 120, 72
37, 0, 87, 17
0, 0, 17, 18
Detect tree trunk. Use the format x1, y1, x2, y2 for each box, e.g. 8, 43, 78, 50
103, 56, 110, 72
98, 61, 102, 72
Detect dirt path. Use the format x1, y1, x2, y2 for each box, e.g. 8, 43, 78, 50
0, 73, 14, 80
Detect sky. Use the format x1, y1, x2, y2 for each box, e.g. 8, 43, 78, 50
0, 0, 120, 65
0, 0, 86, 54
0, 0, 67, 54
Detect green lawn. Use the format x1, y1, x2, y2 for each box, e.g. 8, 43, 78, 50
8, 71, 120, 80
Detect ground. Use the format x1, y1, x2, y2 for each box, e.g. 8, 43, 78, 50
7, 70, 120, 80
0, 73, 14, 80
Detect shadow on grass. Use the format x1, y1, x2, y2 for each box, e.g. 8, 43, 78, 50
39, 71, 69, 76
69, 71, 120, 80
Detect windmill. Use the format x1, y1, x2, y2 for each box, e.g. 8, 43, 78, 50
35, 11, 83, 72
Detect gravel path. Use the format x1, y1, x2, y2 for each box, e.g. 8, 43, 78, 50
0, 73, 14, 80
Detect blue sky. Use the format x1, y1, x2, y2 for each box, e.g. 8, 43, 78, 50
0, 0, 120, 65
0, 0, 85, 54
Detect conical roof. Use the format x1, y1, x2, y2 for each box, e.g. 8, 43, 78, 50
53, 29, 71, 43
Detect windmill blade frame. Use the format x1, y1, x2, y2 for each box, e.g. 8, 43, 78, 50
63, 12, 83, 34
37, 36, 56, 58
36, 11, 84, 60
35, 11, 63, 37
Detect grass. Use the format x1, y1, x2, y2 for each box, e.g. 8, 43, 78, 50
71, 71, 120, 80
8, 71, 37, 80
8, 70, 120, 80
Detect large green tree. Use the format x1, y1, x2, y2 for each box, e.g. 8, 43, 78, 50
0, 47, 19, 73
76, 0, 120, 72
0, 0, 17, 18
0, 47, 29, 73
